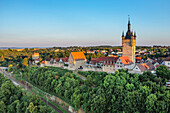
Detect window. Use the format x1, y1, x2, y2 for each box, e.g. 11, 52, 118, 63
104, 61, 106, 63
110, 62, 112, 64
120, 62, 122, 64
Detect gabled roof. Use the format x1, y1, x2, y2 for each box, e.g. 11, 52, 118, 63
71, 52, 86, 61
146, 58, 154, 62
46, 58, 52, 61
35, 58, 40, 61
156, 65, 170, 69
136, 57, 141, 60
91, 57, 118, 65
33, 53, 39, 56
55, 57, 68, 62
141, 63, 149, 69
163, 57, 170, 61
120, 56, 133, 65
137, 64, 148, 72
146, 62, 155, 70
41, 61, 45, 64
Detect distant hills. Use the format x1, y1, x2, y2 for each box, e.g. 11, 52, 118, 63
0, 47, 49, 49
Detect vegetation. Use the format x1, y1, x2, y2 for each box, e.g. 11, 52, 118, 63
16, 66, 170, 112
156, 65, 170, 79
0, 73, 55, 113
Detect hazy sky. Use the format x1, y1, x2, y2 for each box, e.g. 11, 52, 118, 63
0, 0, 170, 47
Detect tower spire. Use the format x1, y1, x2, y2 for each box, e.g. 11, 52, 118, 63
128, 15, 131, 30
122, 31, 124, 37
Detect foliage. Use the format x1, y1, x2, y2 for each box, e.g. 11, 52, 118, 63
20, 67, 170, 112
156, 65, 170, 79
0, 73, 54, 113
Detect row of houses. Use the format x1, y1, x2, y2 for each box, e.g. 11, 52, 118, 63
40, 51, 170, 74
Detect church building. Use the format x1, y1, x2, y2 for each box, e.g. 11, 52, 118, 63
122, 18, 136, 63
68, 52, 87, 69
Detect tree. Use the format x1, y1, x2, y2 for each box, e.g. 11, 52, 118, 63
0, 101, 6, 113
27, 102, 38, 113
156, 65, 170, 79
85, 75, 93, 86
23, 58, 28, 66
145, 94, 157, 113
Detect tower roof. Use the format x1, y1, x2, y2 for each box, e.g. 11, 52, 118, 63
125, 16, 135, 39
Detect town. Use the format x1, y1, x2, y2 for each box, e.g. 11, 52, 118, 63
0, 0, 170, 113
0, 18, 170, 113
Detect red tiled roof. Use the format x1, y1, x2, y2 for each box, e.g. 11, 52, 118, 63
136, 57, 141, 60
137, 64, 148, 72
163, 57, 170, 61
35, 58, 40, 61
156, 65, 169, 68
46, 58, 52, 61
141, 63, 149, 69
41, 61, 45, 64
55, 57, 68, 62
120, 56, 133, 65
33, 53, 39, 56
146, 62, 155, 70
91, 57, 118, 65
71, 52, 86, 61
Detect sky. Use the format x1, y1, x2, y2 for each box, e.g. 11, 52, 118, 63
0, 0, 170, 47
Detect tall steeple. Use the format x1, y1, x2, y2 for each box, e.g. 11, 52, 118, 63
122, 16, 136, 64
128, 16, 131, 30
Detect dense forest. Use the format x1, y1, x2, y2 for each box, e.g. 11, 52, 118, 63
16, 66, 170, 113
0, 73, 55, 113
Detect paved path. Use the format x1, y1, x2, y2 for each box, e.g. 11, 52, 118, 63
0, 70, 63, 113
73, 70, 86, 80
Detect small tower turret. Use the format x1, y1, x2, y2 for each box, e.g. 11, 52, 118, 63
122, 31, 125, 46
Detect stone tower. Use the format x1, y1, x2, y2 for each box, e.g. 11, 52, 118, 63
122, 17, 136, 63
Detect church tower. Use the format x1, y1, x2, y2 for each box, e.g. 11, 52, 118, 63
122, 17, 136, 63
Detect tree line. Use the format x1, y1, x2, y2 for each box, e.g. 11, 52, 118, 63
16, 66, 170, 113
0, 73, 55, 113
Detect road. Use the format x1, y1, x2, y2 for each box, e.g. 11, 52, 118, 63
0, 70, 63, 113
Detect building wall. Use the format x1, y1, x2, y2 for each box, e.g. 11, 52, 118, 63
115, 58, 125, 69
122, 38, 136, 63
74, 60, 86, 69
68, 54, 74, 64
165, 61, 170, 67
68, 54, 75, 68
45, 61, 51, 66
132, 65, 141, 72
124, 64, 135, 70
103, 65, 115, 73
